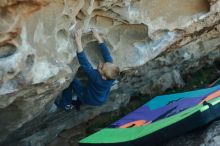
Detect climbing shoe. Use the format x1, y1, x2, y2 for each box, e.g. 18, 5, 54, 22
55, 98, 74, 112
64, 104, 74, 111
72, 99, 81, 111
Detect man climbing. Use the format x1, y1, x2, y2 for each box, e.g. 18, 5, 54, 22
55, 28, 120, 111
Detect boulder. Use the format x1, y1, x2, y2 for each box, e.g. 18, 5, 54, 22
0, 0, 220, 145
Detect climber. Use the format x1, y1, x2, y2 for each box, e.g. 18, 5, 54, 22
55, 28, 120, 111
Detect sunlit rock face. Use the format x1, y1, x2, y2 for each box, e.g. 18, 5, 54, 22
0, 0, 220, 145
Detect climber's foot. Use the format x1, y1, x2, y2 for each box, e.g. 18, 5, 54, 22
72, 99, 81, 111
55, 99, 74, 112
64, 104, 74, 112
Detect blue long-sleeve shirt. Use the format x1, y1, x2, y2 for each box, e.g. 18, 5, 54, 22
76, 43, 114, 106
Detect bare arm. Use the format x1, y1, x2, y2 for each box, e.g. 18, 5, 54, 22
92, 28, 113, 62
92, 28, 104, 44
74, 28, 83, 53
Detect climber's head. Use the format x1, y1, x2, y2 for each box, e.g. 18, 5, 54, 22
98, 62, 120, 80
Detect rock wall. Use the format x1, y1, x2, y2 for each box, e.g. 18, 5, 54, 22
0, 0, 220, 145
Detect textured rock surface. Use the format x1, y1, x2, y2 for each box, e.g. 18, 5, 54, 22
163, 120, 220, 146
0, 0, 220, 145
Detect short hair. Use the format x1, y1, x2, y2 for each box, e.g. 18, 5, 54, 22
103, 62, 120, 80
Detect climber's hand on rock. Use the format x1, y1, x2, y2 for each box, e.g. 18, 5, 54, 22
92, 28, 103, 44
75, 28, 83, 53
75, 28, 82, 42
91, 28, 99, 38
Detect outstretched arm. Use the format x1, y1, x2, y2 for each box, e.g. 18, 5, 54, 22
92, 28, 113, 63
74, 29, 94, 74
75, 28, 83, 53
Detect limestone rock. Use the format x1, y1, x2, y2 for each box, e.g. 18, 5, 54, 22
0, 0, 220, 145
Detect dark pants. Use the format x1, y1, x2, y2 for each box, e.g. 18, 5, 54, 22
62, 79, 84, 106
